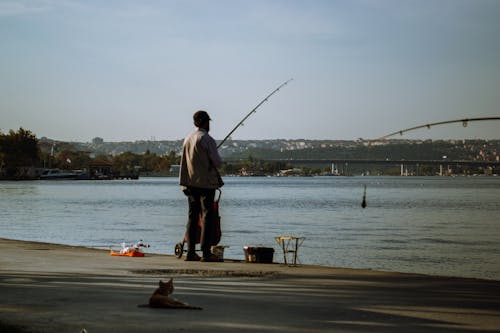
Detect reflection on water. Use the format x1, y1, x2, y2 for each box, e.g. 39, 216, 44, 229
1, 176, 499, 280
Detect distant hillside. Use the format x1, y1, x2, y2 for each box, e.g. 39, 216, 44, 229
224, 140, 500, 162
38, 137, 500, 162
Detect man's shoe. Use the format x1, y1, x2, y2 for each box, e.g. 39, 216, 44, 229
201, 254, 220, 262
185, 253, 201, 261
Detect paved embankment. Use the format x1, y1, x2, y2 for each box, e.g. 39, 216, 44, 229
1, 238, 500, 333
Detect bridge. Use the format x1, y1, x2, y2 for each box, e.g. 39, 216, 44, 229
226, 158, 500, 176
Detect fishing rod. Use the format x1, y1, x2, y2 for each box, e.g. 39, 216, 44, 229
373, 117, 500, 141
217, 78, 293, 148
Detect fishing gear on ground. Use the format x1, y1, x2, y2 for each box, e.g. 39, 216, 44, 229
110, 239, 150, 257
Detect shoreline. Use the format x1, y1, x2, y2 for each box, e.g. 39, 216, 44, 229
1, 238, 500, 332
0, 237, 355, 277
3, 236, 499, 282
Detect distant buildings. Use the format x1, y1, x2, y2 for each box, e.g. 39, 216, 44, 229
49, 138, 500, 163
92, 137, 104, 145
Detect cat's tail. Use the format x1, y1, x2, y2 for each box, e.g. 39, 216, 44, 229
178, 304, 202, 310
187, 305, 202, 310
139, 304, 202, 310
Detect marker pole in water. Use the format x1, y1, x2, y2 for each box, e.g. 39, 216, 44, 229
361, 185, 367, 208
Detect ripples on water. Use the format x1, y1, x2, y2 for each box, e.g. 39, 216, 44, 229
1, 176, 499, 280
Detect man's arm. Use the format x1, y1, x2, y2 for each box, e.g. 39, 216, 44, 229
202, 135, 222, 168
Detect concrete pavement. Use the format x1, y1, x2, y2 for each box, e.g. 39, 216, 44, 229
1, 238, 500, 333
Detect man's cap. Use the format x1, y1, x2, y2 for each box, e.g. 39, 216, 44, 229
193, 110, 211, 126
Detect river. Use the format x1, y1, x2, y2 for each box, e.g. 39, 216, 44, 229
1, 176, 499, 280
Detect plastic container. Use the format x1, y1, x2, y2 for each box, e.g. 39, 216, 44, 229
243, 246, 274, 263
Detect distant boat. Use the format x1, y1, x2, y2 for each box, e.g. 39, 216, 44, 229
39, 169, 79, 180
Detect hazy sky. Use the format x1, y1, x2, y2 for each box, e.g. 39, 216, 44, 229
1, 0, 499, 142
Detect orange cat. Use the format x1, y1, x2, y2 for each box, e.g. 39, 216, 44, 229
149, 278, 202, 310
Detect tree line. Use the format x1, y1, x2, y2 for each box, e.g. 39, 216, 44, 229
0, 128, 309, 179
0, 128, 181, 180
1, 128, 292, 179
2, 128, 497, 179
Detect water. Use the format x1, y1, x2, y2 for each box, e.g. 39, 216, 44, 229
1, 177, 499, 280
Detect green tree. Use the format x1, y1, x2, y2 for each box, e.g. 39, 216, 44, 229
0, 128, 39, 178
112, 152, 142, 172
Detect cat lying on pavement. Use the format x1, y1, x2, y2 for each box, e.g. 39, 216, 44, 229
148, 278, 202, 310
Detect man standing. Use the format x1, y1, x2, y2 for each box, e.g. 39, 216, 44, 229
179, 110, 223, 262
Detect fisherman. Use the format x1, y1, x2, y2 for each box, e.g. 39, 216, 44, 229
179, 110, 223, 262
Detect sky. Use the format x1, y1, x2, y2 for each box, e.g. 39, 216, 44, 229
1, 0, 499, 142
